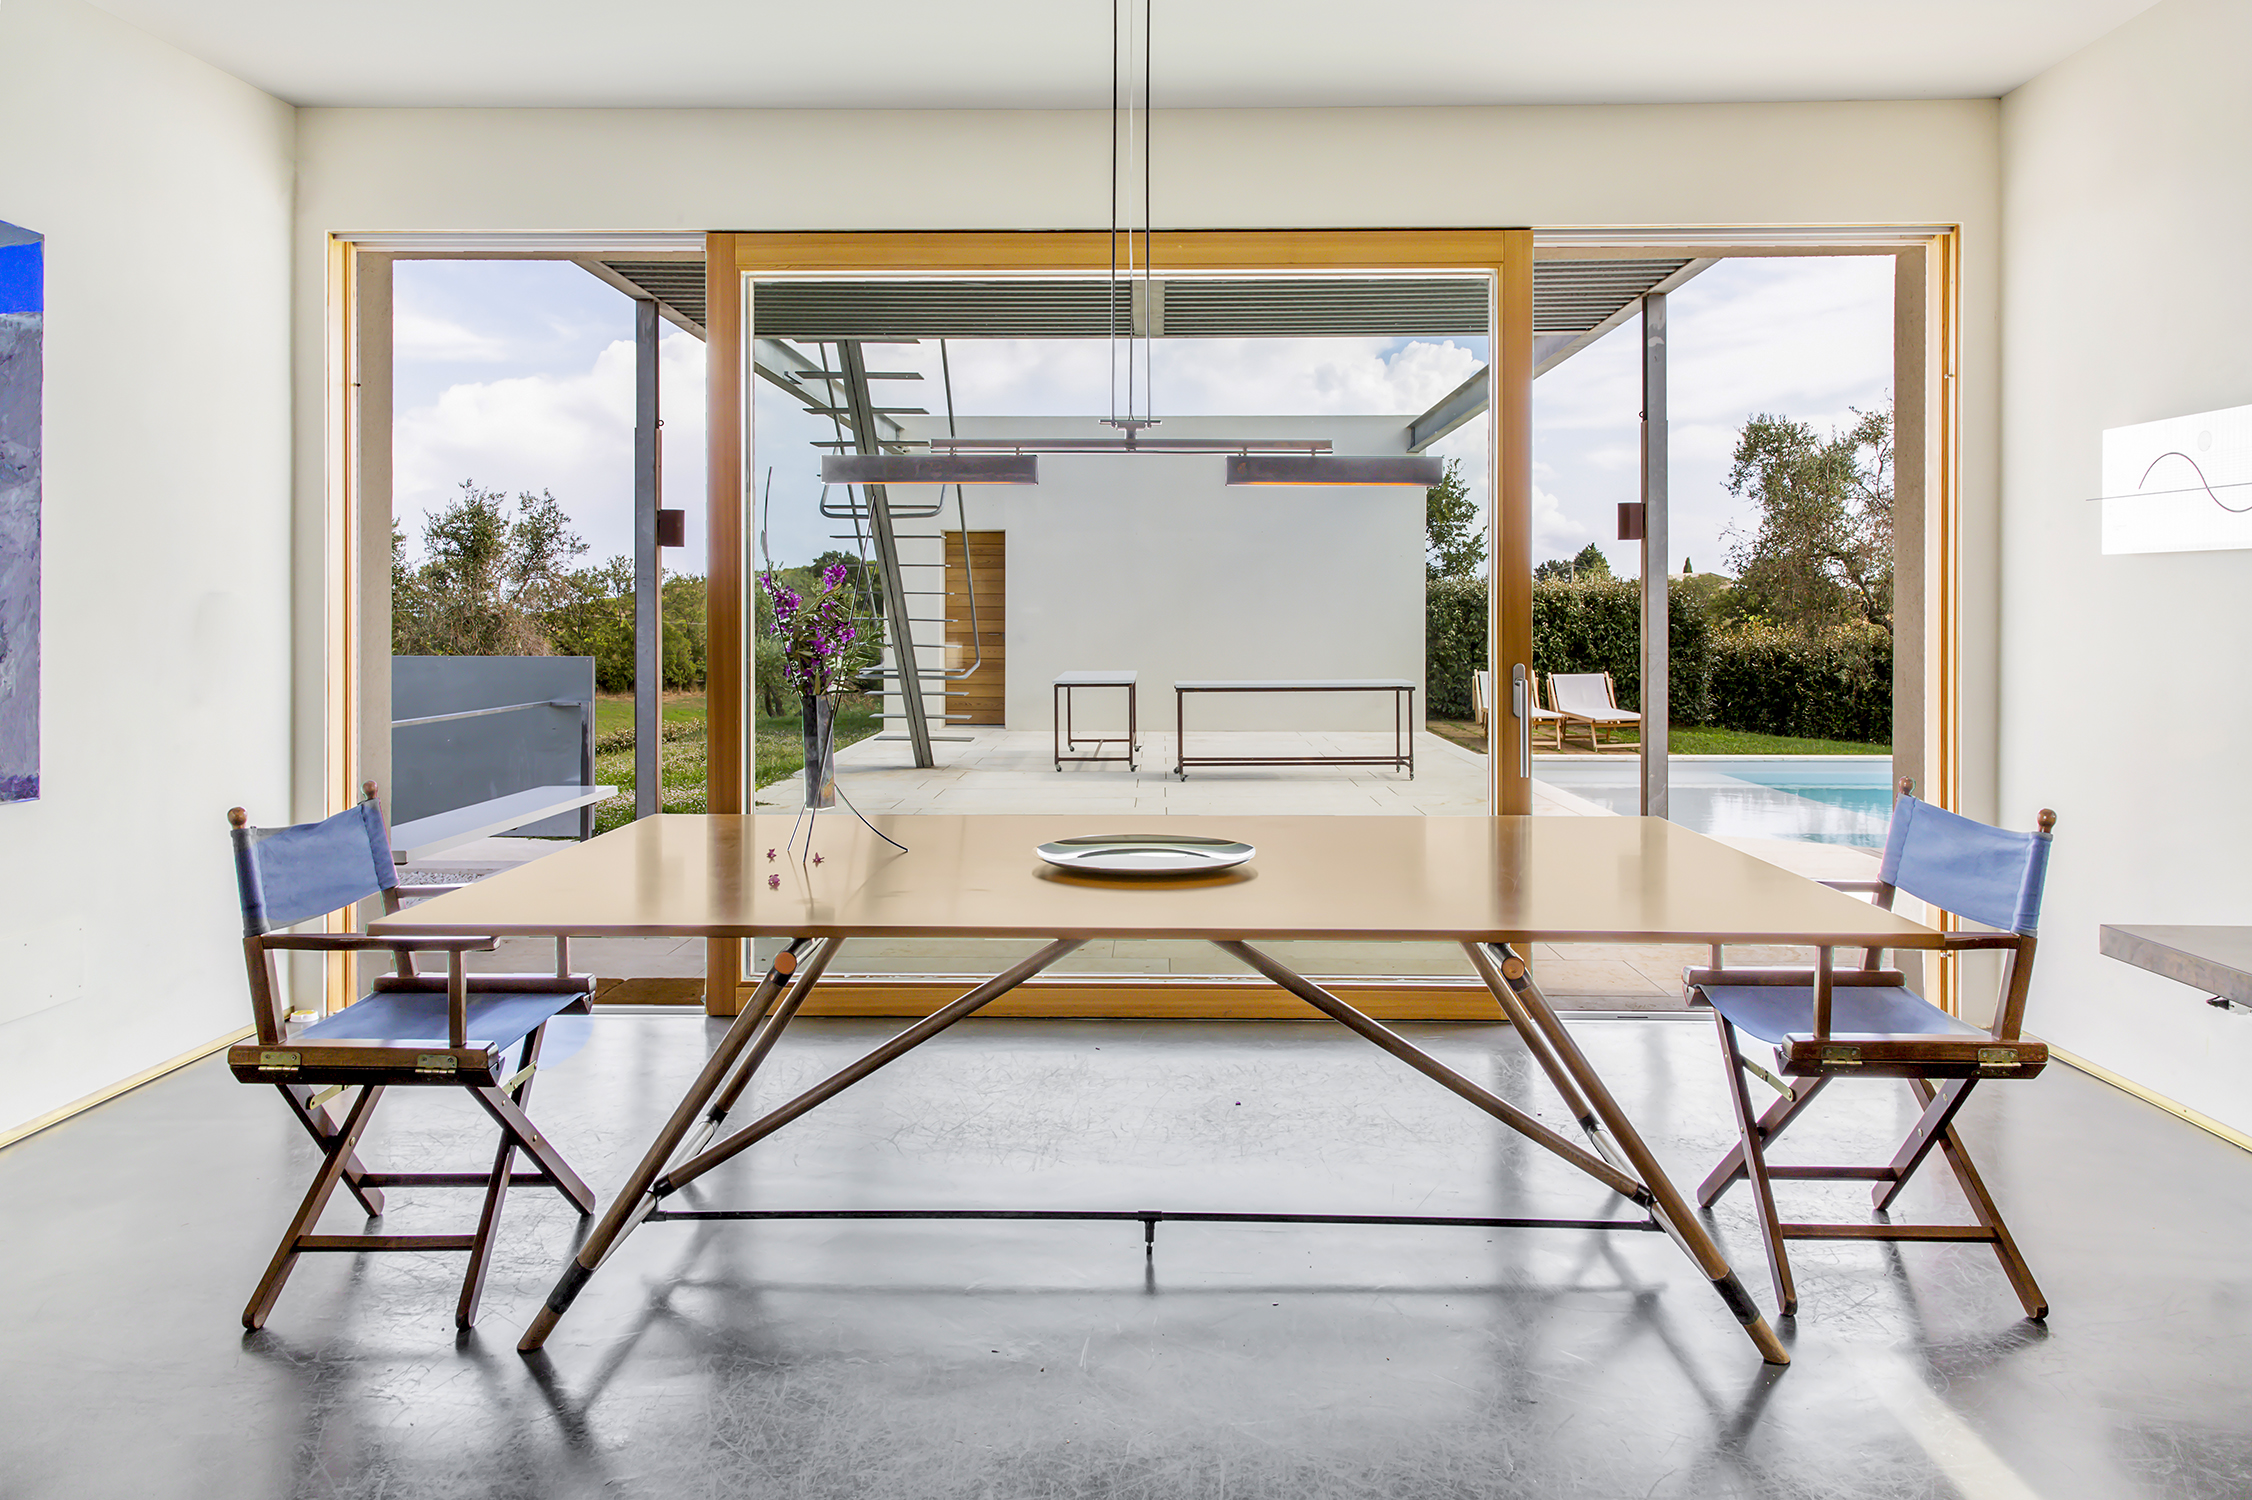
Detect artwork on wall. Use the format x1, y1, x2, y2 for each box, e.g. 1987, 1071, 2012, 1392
0, 220, 38, 803
2101, 401, 2252, 556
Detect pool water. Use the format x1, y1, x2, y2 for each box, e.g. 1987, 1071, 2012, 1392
1535, 755, 1893, 847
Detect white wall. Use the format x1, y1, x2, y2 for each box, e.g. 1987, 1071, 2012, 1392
2000, 0, 2252, 1132
919, 416, 1424, 731
0, 0, 296, 1137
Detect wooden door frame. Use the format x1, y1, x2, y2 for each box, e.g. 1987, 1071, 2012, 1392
703, 229, 1534, 1011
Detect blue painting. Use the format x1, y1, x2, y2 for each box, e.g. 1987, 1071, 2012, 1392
0, 220, 40, 803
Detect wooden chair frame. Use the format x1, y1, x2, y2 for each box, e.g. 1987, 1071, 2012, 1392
1519, 671, 1564, 749
226, 784, 598, 1330
1689, 779, 2055, 1319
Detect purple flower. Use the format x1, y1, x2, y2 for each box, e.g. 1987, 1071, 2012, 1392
767, 873, 781, 890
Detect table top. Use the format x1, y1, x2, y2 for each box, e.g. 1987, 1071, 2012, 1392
1174, 679, 1416, 692
1053, 670, 1137, 686
372, 814, 1945, 949
2101, 924, 2252, 1004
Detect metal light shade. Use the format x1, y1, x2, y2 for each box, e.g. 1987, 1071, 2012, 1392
1223, 453, 1446, 487
822, 453, 1040, 486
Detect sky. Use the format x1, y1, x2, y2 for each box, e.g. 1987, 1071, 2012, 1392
391, 255, 1894, 584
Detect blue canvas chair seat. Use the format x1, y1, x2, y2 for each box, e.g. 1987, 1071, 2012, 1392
223, 784, 598, 1331
300, 990, 581, 1054
1686, 779, 2056, 1322
1701, 985, 1981, 1046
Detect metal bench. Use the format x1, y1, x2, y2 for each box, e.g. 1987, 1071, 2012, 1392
1171, 679, 1415, 779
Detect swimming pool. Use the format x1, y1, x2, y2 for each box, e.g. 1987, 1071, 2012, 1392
1535, 755, 1893, 847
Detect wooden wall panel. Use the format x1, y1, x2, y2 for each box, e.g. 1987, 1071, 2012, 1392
945, 530, 1006, 725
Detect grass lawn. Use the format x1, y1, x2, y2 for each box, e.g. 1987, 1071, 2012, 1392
590, 693, 883, 835
1427, 718, 1887, 758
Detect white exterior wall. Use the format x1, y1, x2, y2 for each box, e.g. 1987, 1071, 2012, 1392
921, 415, 1423, 731
1999, 0, 2252, 1133
0, 0, 295, 1137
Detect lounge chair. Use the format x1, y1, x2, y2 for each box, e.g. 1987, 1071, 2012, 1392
1546, 671, 1639, 751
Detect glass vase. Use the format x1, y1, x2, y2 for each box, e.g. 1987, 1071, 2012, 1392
801, 693, 837, 810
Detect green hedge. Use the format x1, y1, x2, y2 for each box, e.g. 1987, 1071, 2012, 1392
1425, 575, 1488, 718
1426, 577, 1711, 723
1705, 621, 1892, 743
1426, 577, 1888, 741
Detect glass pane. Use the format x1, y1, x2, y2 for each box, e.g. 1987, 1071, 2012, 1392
748, 274, 1492, 984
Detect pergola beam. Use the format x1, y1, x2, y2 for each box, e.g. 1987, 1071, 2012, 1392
1406, 258, 1718, 452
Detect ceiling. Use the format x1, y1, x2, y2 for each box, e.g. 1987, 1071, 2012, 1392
92, 1, 2155, 110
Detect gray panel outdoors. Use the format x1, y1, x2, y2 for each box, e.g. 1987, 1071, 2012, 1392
392, 656, 595, 836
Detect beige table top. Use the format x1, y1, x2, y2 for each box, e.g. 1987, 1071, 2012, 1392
371, 814, 1942, 949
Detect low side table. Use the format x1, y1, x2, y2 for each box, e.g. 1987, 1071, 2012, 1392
1054, 670, 1138, 771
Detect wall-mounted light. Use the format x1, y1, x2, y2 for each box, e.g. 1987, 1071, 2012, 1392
1223, 454, 1445, 487
822, 453, 1040, 486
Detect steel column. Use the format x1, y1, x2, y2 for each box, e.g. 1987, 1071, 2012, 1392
1639, 292, 1670, 818
633, 297, 662, 819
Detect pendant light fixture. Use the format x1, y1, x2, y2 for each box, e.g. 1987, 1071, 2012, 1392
823, 0, 1442, 491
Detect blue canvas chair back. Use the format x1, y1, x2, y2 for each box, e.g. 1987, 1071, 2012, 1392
1878, 794, 2051, 936
232, 795, 398, 935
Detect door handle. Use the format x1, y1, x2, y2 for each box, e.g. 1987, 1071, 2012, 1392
1510, 663, 1531, 775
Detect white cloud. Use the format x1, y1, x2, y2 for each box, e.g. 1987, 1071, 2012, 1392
1534, 483, 1590, 558
1531, 255, 1894, 576
394, 331, 707, 569
393, 309, 514, 363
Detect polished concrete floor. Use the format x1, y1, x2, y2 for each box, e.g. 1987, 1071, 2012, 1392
5, 1012, 2249, 1499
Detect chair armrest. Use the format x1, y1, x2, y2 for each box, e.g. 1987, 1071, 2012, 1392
1940, 932, 2026, 951
260, 933, 498, 953
1684, 966, 1907, 989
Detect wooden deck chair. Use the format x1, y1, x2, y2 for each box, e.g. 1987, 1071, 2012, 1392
225, 783, 598, 1330
1526, 673, 1564, 750
1687, 778, 2056, 1318
1546, 671, 1639, 751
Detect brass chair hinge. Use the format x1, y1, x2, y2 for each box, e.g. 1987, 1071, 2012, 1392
258, 1051, 300, 1072
1818, 1044, 1863, 1067
415, 1053, 460, 1074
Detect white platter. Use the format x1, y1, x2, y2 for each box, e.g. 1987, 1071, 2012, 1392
1035, 834, 1255, 876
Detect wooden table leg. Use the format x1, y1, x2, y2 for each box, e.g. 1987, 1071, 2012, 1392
1477, 941, 1791, 1366
518, 939, 821, 1353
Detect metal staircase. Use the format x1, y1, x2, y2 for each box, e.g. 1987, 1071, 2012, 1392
754, 337, 986, 770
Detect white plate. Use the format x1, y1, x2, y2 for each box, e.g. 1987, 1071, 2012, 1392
1036, 834, 1255, 876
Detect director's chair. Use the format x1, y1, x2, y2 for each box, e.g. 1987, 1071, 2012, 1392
1688, 779, 2056, 1318
225, 783, 598, 1330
